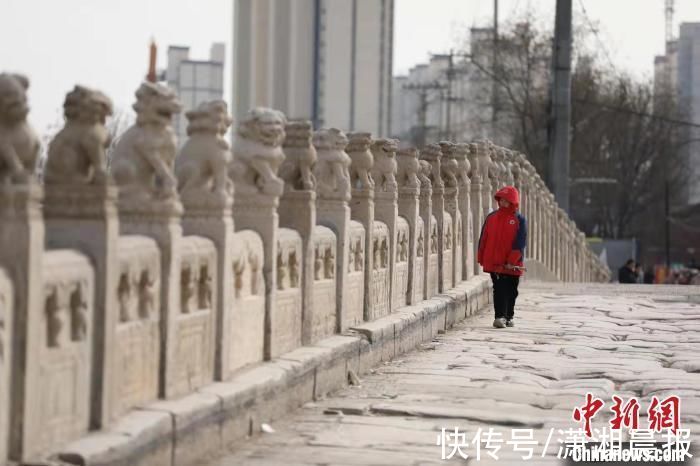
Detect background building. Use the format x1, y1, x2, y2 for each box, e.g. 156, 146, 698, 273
233, 0, 393, 136
166, 43, 225, 142
655, 22, 700, 205
391, 27, 515, 147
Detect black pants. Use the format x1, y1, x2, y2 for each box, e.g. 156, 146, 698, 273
490, 273, 519, 320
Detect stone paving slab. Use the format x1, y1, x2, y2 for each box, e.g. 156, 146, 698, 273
204, 283, 700, 465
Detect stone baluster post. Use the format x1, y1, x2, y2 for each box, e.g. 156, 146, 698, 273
488, 143, 501, 212
530, 177, 540, 263
467, 143, 483, 276
312, 128, 358, 330
547, 198, 554, 275
396, 147, 421, 304
479, 141, 494, 219
278, 121, 317, 345
370, 138, 399, 313
175, 100, 236, 380
346, 132, 375, 320
502, 148, 515, 186
230, 107, 288, 359
455, 143, 473, 280
0, 73, 45, 462
421, 143, 446, 292
42, 85, 119, 426
439, 141, 460, 288
110, 82, 185, 398
417, 158, 435, 299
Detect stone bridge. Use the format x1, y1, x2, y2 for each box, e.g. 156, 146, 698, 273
0, 74, 608, 466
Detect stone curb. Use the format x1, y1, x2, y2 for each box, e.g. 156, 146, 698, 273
50, 275, 492, 466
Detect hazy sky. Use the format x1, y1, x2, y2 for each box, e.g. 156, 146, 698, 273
3, 0, 700, 134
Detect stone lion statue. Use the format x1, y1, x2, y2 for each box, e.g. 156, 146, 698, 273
312, 128, 351, 201
110, 82, 182, 201
44, 85, 113, 185
418, 160, 432, 190
454, 143, 471, 188
439, 141, 458, 188
370, 138, 398, 192
0, 73, 40, 184
231, 107, 287, 197
419, 143, 443, 189
396, 147, 420, 189
175, 100, 234, 199
279, 120, 317, 191
346, 132, 374, 191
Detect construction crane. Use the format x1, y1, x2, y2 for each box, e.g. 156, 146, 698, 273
665, 0, 675, 43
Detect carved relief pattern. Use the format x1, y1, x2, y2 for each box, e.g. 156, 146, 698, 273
45, 281, 89, 348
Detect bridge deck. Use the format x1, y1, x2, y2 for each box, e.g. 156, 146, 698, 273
203, 283, 700, 465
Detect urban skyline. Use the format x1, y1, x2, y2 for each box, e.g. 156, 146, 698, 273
4, 0, 700, 135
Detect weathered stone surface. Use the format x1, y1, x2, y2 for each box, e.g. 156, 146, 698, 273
207, 283, 700, 465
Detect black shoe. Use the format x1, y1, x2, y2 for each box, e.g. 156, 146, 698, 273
506, 319, 515, 327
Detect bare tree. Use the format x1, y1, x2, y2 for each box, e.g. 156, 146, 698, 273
454, 15, 690, 261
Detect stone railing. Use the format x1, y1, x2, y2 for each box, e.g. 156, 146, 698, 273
0, 74, 609, 465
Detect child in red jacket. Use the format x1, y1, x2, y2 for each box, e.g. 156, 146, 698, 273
477, 186, 527, 328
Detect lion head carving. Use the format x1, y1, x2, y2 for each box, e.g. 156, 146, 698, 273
0, 73, 40, 184
231, 107, 287, 196
176, 100, 234, 200
44, 85, 113, 184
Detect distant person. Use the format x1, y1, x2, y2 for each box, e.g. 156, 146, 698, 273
478, 186, 527, 329
618, 259, 637, 284
635, 264, 644, 284
643, 267, 655, 284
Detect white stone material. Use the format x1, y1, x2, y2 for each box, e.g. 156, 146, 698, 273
28, 250, 94, 459
111, 82, 182, 204
231, 107, 287, 197
0, 73, 40, 184
112, 236, 160, 419
44, 85, 113, 185
345, 221, 366, 326
310, 225, 337, 342
0, 268, 12, 465
279, 120, 317, 345
228, 230, 265, 373
175, 100, 234, 201
272, 228, 303, 357
172, 236, 217, 396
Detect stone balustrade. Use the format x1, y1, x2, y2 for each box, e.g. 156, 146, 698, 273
0, 74, 610, 465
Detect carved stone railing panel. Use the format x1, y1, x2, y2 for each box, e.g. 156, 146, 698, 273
393, 216, 410, 309
272, 228, 303, 357
112, 236, 160, 420
368, 221, 391, 321
427, 215, 440, 298
346, 221, 366, 328
310, 226, 337, 342
413, 216, 425, 302
442, 213, 454, 291
172, 236, 217, 397
228, 230, 265, 374
28, 250, 93, 459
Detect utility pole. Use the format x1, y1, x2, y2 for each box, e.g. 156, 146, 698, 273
403, 81, 446, 147
491, 0, 499, 138
445, 50, 453, 140
548, 0, 573, 212
433, 50, 469, 141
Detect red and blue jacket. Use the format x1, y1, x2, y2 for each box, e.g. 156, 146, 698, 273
477, 186, 528, 276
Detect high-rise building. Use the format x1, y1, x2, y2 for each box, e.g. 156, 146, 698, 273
655, 23, 700, 205
233, 0, 394, 136
166, 43, 225, 142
